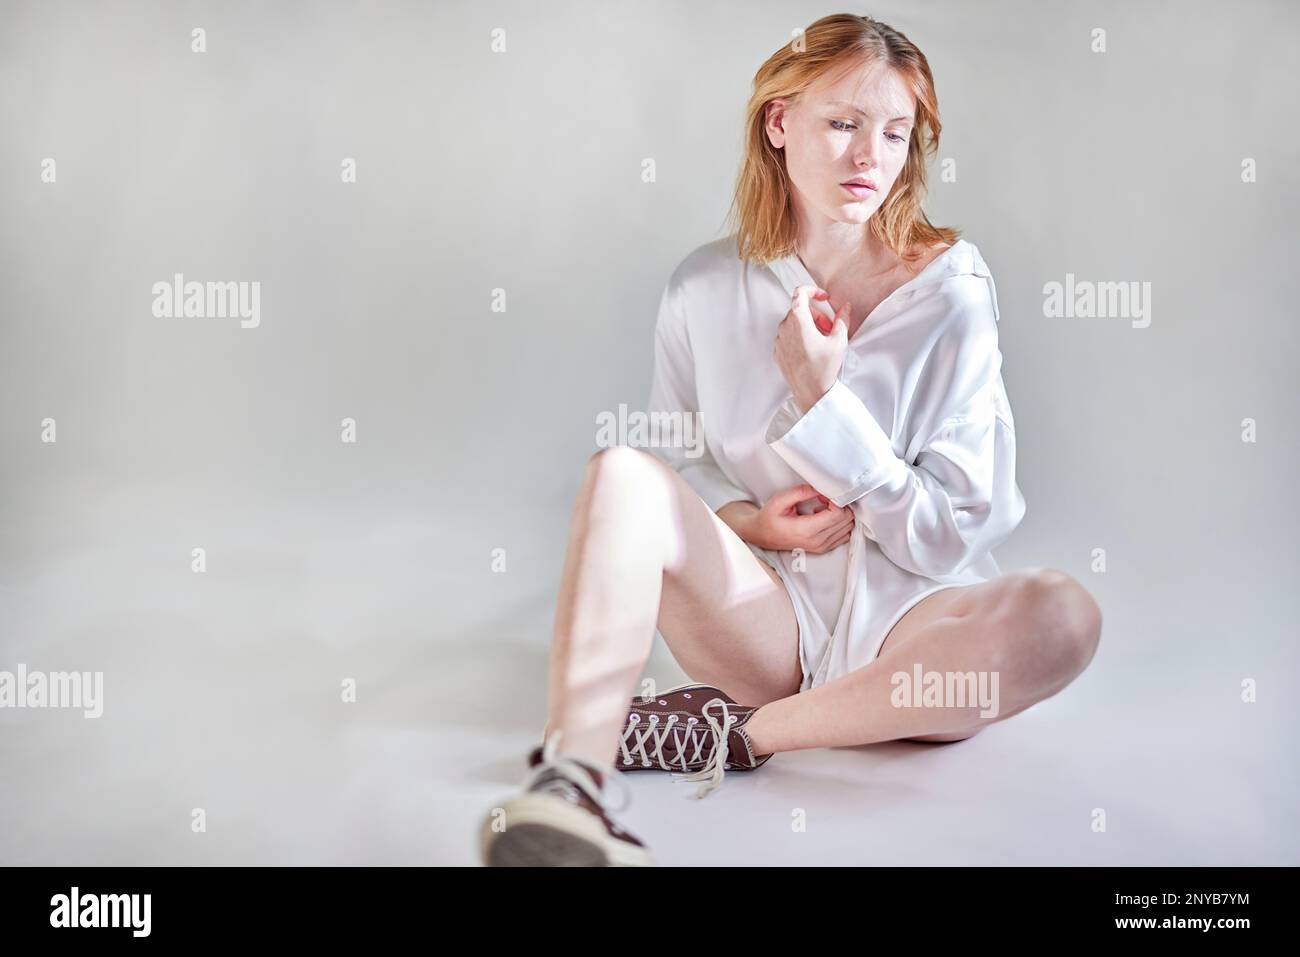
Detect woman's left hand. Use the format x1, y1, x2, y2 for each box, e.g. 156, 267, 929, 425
773, 285, 852, 414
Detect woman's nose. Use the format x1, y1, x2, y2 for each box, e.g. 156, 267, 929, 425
853, 139, 879, 170
852, 154, 877, 174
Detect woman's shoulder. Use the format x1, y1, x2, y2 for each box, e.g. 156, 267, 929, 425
907, 237, 988, 273
908, 239, 956, 272
654, 238, 742, 334
667, 235, 746, 288
907, 238, 1001, 341
659, 235, 755, 320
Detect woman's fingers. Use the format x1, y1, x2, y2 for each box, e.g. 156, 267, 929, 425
827, 516, 854, 540
790, 285, 830, 305
791, 286, 848, 336
805, 502, 851, 533
788, 285, 830, 333
765, 488, 855, 551
815, 506, 856, 544
809, 515, 854, 549
768, 483, 820, 514
814, 528, 854, 553
790, 511, 850, 552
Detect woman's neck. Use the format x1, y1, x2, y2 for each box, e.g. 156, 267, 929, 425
795, 223, 898, 290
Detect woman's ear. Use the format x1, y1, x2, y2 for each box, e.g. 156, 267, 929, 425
764, 99, 788, 149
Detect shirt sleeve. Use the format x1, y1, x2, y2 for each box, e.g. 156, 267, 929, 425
763, 304, 1026, 579
646, 279, 754, 513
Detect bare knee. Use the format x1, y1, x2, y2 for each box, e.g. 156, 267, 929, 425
582, 446, 690, 563
998, 568, 1102, 686
582, 446, 675, 503
586, 444, 662, 474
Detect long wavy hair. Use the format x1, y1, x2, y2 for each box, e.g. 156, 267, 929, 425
725, 13, 959, 268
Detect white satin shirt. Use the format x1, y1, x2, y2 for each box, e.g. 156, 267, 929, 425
646, 235, 1026, 691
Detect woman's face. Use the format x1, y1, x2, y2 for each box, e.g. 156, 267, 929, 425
765, 60, 916, 229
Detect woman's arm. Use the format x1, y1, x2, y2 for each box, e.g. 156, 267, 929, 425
765, 305, 1026, 579
647, 276, 859, 555
645, 279, 754, 513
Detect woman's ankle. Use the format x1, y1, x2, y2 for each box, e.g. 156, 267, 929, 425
740, 705, 775, 756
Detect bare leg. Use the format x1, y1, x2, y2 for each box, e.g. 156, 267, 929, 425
742, 568, 1103, 753
543, 446, 803, 770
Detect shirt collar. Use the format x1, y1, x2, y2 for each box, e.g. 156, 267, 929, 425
766, 239, 997, 324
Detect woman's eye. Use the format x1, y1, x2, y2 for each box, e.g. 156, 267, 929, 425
830, 119, 856, 132
886, 132, 906, 143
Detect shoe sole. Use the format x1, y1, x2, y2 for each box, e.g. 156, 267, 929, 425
478, 794, 655, 867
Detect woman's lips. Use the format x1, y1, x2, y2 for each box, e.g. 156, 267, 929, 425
842, 183, 877, 199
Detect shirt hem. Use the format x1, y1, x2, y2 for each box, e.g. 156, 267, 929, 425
861, 582, 978, 667
745, 542, 818, 691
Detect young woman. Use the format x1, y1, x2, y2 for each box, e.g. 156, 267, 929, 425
479, 13, 1102, 867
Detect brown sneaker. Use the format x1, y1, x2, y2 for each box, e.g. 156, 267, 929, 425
479, 730, 653, 867
614, 683, 773, 798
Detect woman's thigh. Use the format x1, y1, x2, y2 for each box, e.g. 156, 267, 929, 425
875, 583, 983, 660
874, 571, 1058, 742
641, 454, 803, 706
875, 569, 1078, 660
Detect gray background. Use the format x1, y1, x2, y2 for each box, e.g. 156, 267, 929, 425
1, 0, 1296, 865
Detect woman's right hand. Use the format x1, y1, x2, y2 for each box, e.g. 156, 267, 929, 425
745, 483, 856, 554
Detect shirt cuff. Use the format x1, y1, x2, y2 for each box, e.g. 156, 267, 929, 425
764, 380, 909, 507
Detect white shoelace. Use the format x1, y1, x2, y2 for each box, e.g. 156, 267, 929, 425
618, 697, 736, 799
526, 728, 632, 814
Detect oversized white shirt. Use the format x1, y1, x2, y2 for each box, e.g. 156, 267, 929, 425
646, 235, 1026, 691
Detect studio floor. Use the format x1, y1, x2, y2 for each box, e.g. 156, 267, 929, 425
1, 480, 1295, 867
